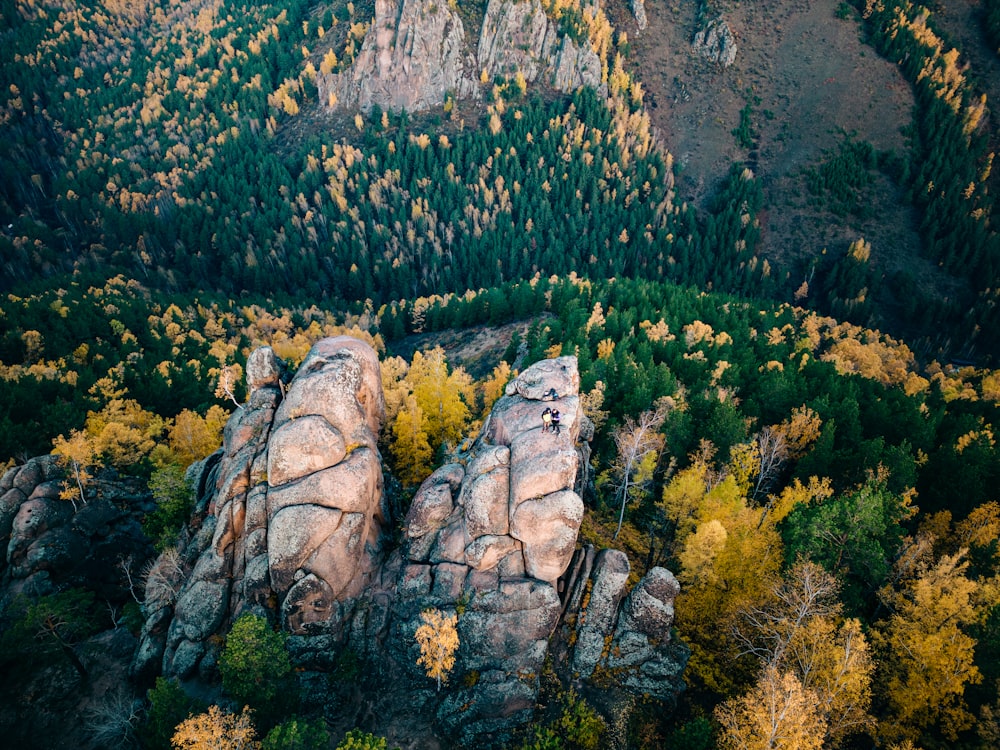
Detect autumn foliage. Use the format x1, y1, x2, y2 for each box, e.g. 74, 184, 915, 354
172, 705, 259, 750
415, 608, 460, 691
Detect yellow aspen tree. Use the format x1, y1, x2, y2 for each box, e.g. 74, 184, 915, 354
727, 440, 761, 499
797, 616, 874, 745
735, 562, 875, 746
171, 704, 259, 749
663, 456, 785, 696
86, 398, 165, 468
409, 347, 473, 449
479, 360, 512, 418
580, 380, 609, 433
875, 549, 986, 743
414, 608, 459, 691
955, 501, 1000, 548
660, 458, 717, 543
980, 371, 1000, 402
677, 519, 728, 586
391, 395, 433, 486
774, 406, 822, 459
52, 430, 98, 509
380, 355, 410, 426
167, 406, 228, 466
715, 664, 826, 750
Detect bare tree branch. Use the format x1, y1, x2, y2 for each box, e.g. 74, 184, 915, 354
611, 407, 667, 539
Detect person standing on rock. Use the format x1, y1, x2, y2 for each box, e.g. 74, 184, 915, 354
550, 408, 561, 436
541, 407, 552, 433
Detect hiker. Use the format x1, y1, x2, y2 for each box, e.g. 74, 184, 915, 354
550, 408, 561, 436
541, 407, 552, 433
543, 387, 558, 401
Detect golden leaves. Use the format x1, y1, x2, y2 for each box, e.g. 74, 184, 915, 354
876, 548, 985, 742
716, 665, 826, 750
414, 608, 459, 691
172, 705, 259, 750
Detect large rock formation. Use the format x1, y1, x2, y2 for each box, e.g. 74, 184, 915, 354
477, 0, 601, 94
320, 0, 603, 115
320, 0, 478, 114
630, 0, 648, 32
137, 338, 390, 681
133, 337, 688, 743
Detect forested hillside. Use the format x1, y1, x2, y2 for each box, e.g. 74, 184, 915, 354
3, 0, 1000, 747
2, 0, 999, 359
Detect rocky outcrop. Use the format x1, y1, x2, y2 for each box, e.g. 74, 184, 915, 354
630, 0, 648, 32
605, 566, 688, 697
320, 0, 604, 115
397, 357, 586, 739
133, 338, 688, 743
320, 0, 478, 114
692, 17, 737, 67
267, 337, 386, 619
0, 455, 154, 605
1, 337, 686, 744
477, 0, 602, 94
139, 339, 390, 682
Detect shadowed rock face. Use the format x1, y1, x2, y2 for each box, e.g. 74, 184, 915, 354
130, 338, 687, 742
0, 455, 154, 607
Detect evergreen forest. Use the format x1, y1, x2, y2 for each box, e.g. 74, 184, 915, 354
2, 0, 1000, 747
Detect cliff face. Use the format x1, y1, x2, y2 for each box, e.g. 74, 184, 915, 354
320, 0, 478, 114
0, 336, 686, 743
319, 0, 604, 115
134, 338, 390, 682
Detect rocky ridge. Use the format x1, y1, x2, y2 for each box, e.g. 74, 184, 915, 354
2, 336, 687, 744
319, 0, 606, 114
